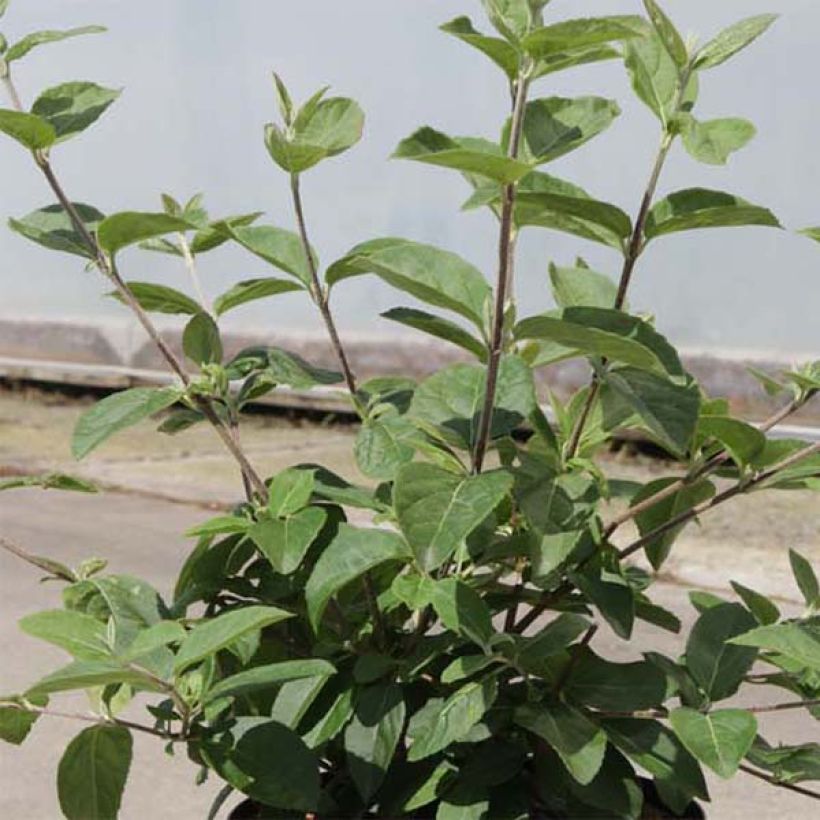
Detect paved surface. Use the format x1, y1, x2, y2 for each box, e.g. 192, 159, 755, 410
1, 388, 818, 818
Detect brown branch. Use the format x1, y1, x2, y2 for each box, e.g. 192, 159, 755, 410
472, 72, 531, 474
746, 698, 820, 715
289, 173, 358, 402
739, 764, 820, 800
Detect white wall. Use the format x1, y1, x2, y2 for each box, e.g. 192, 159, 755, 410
1, 0, 818, 358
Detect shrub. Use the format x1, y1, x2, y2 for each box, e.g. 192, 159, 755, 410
1, 1, 819, 818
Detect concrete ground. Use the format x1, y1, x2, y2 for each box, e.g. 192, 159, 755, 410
1, 387, 819, 819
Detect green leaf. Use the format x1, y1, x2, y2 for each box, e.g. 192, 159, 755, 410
533, 43, 622, 80
183, 312, 222, 365
204, 659, 335, 704
112, 281, 201, 315
394, 462, 512, 571
185, 515, 251, 537
0, 109, 56, 149
407, 679, 497, 761
213, 277, 303, 315
565, 650, 667, 712
623, 30, 684, 124
0, 695, 47, 745
228, 346, 342, 389
440, 16, 520, 79
188, 212, 261, 255
327, 238, 491, 330
345, 683, 405, 801
670, 708, 756, 779
305, 525, 410, 631
0, 1, 9, 19
572, 567, 635, 640
441, 655, 501, 684
481, 0, 532, 43
5, 26, 106, 62
19, 609, 111, 660
72, 387, 181, 459
696, 415, 766, 468
121, 621, 185, 662
409, 357, 536, 451
393, 128, 533, 184
729, 622, 820, 671
730, 582, 780, 626
249, 507, 327, 575
97, 212, 192, 255
355, 413, 421, 480
522, 16, 645, 58
220, 223, 314, 288
549, 264, 617, 309
424, 577, 494, 651
515, 614, 592, 673
789, 549, 820, 607
603, 718, 708, 800
9, 202, 104, 259
26, 660, 164, 697
268, 468, 315, 518
686, 603, 758, 701
265, 95, 364, 173
642, 0, 687, 68
605, 368, 700, 457
382, 307, 487, 361
58, 725, 132, 820
645, 188, 781, 240
516, 308, 681, 376
746, 738, 820, 784
694, 14, 779, 70
631, 478, 716, 570
680, 116, 756, 166
515, 703, 607, 785
0, 472, 97, 494
31, 82, 120, 143
512, 97, 620, 165
174, 605, 293, 673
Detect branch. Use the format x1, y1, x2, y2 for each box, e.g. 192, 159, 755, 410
0, 536, 75, 580
739, 764, 820, 800
746, 698, 820, 715
177, 232, 212, 315
2, 72, 267, 500
619, 440, 820, 560
604, 391, 817, 539
289, 173, 359, 402
472, 71, 531, 474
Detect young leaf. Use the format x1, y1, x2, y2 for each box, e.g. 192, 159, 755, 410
789, 548, 820, 607
97, 212, 192, 255
730, 582, 780, 626
203, 659, 336, 704
680, 116, 756, 166
512, 97, 621, 165
0, 109, 56, 150
729, 622, 820, 671
0, 472, 97, 494
345, 683, 405, 801
407, 679, 497, 761
549, 264, 618, 309
111, 281, 201, 315
409, 356, 536, 451
9, 202, 104, 259
72, 387, 182, 459
19, 610, 111, 660
394, 463, 512, 571
440, 16, 520, 79
272, 72, 294, 125
305, 525, 410, 631
213, 277, 303, 315
381, 307, 487, 361
515, 703, 607, 785
480, 0, 532, 43
268, 468, 315, 518
5, 26, 106, 62
327, 238, 491, 330
642, 0, 687, 69
31, 82, 120, 143
644, 188, 781, 240
182, 312, 222, 365
686, 603, 758, 701
355, 413, 421, 481
424, 577, 495, 651
57, 725, 132, 820
694, 14, 779, 71
624, 30, 686, 124
249, 507, 327, 575
0, 696, 47, 745
393, 127, 533, 184
522, 16, 645, 58
174, 605, 293, 673
670, 708, 756, 779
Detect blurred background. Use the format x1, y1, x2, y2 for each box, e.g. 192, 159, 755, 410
0, 0, 818, 363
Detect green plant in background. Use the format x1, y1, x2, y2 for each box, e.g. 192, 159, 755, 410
1, 0, 820, 817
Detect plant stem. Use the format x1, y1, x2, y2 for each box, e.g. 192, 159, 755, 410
177, 232, 212, 315
604, 391, 817, 538
472, 73, 530, 474
739, 764, 820, 800
0, 536, 75, 580
0, 702, 182, 741
564, 129, 675, 460
746, 698, 820, 714
619, 440, 820, 560
1, 73, 267, 499
289, 173, 358, 402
